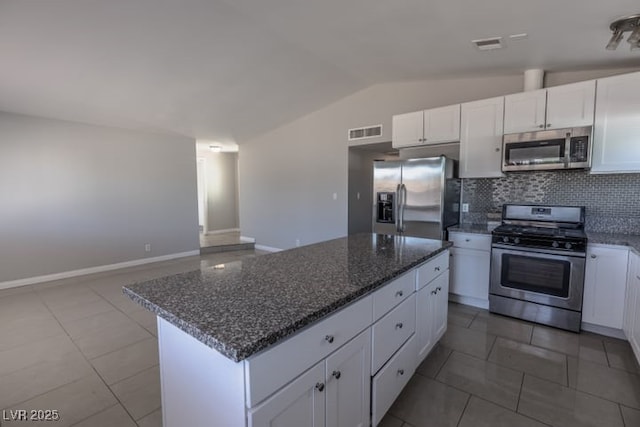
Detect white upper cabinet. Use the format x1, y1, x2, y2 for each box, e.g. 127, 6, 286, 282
503, 89, 547, 133
503, 80, 595, 134
545, 81, 596, 129
392, 104, 460, 148
459, 97, 505, 178
391, 111, 423, 148
591, 71, 640, 173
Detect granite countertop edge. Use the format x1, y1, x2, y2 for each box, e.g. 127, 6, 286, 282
123, 242, 451, 362
448, 224, 494, 235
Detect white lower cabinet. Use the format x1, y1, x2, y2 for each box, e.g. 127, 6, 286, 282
583, 245, 629, 330
448, 232, 491, 309
249, 361, 326, 427
416, 270, 450, 362
371, 335, 417, 426
625, 251, 640, 362
326, 330, 371, 427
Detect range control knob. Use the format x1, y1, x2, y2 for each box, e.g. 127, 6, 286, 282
565, 242, 572, 250
552, 241, 560, 248
502, 236, 509, 243
513, 237, 520, 244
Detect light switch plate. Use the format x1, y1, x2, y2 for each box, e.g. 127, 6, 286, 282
462, 203, 469, 213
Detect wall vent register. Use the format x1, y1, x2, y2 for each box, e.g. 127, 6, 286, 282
348, 125, 382, 141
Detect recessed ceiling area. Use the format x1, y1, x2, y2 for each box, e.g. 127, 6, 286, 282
1, 0, 639, 143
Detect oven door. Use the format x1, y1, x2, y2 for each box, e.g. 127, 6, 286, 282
490, 245, 585, 311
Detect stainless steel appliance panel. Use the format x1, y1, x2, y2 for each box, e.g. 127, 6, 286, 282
490, 246, 585, 311
489, 294, 582, 332
373, 161, 402, 235
401, 157, 444, 239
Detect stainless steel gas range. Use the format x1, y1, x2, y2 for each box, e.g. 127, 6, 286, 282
489, 204, 587, 332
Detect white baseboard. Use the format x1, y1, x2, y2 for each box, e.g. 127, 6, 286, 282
240, 235, 256, 243
448, 294, 489, 310
581, 322, 626, 340
205, 228, 240, 235
254, 244, 283, 253
0, 250, 200, 290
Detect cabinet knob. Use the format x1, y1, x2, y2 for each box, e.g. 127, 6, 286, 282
435, 266, 440, 272
395, 290, 404, 298
395, 322, 404, 329
315, 382, 325, 392
538, 124, 545, 128
436, 286, 442, 292
591, 254, 596, 259
332, 370, 341, 380
546, 123, 551, 128
465, 238, 470, 242
431, 289, 437, 295
495, 147, 500, 152
325, 335, 335, 343
397, 369, 405, 376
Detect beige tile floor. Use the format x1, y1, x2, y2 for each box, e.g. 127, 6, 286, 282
2, 250, 640, 427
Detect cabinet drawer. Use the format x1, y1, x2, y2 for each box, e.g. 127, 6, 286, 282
449, 232, 491, 250
371, 294, 416, 374
372, 270, 415, 321
416, 251, 449, 290
371, 334, 417, 426
245, 295, 373, 407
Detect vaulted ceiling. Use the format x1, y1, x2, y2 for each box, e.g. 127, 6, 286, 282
1, 0, 639, 143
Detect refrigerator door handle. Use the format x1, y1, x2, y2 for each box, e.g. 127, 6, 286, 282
399, 183, 407, 232
395, 184, 402, 232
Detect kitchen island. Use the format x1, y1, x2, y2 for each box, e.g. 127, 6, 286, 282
124, 233, 451, 427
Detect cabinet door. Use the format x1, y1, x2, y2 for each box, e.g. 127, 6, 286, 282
503, 89, 547, 133
592, 72, 640, 173
424, 104, 460, 144
431, 271, 449, 342
326, 330, 371, 427
545, 80, 595, 129
459, 97, 505, 178
624, 252, 638, 339
392, 111, 424, 148
583, 246, 629, 329
416, 282, 435, 362
632, 268, 640, 362
450, 247, 490, 302
248, 362, 325, 427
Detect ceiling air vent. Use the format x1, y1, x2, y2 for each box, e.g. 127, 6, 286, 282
472, 37, 504, 51
348, 125, 382, 141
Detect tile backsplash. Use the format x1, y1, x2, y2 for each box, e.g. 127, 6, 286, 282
461, 170, 640, 233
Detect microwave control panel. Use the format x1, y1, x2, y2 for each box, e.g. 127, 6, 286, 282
569, 136, 589, 163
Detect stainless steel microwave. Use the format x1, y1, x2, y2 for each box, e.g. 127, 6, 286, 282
502, 126, 592, 172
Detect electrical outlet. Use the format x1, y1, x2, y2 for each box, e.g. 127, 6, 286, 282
144, 243, 151, 252
295, 239, 300, 247
462, 203, 469, 213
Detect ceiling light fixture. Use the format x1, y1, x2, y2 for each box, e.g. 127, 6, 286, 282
607, 14, 640, 51
209, 145, 222, 152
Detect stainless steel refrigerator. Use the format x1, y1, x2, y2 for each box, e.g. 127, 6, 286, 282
372, 156, 460, 240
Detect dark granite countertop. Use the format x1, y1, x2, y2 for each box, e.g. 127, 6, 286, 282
123, 233, 451, 362
448, 224, 497, 235
586, 232, 640, 254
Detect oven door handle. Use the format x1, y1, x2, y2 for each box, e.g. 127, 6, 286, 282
491, 244, 586, 258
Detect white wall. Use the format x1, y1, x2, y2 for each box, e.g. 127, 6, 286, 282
0, 112, 199, 283
198, 151, 239, 232
238, 68, 640, 250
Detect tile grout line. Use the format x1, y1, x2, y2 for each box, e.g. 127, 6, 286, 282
454, 394, 472, 427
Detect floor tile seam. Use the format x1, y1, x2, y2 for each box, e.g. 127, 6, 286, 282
605, 361, 640, 376
484, 333, 498, 361
1, 371, 103, 412
428, 374, 521, 413
446, 348, 526, 377
474, 395, 554, 427
63, 314, 139, 341
131, 404, 163, 422
67, 403, 130, 427
522, 371, 639, 410
454, 393, 472, 427
109, 364, 160, 391
86, 336, 157, 364
0, 341, 82, 379
617, 403, 627, 427
433, 345, 455, 378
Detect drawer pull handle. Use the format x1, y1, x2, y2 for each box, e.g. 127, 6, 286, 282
395, 290, 404, 297
431, 289, 437, 295
395, 322, 404, 329
325, 335, 335, 344
465, 238, 470, 242
332, 370, 341, 380
436, 286, 442, 292
397, 369, 405, 376
315, 382, 325, 392
435, 266, 440, 272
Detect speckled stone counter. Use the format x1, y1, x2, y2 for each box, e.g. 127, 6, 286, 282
448, 224, 495, 235
123, 233, 450, 362
587, 232, 640, 254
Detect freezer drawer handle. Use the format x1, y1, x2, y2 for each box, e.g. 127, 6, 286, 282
325, 335, 335, 344
395, 290, 403, 298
